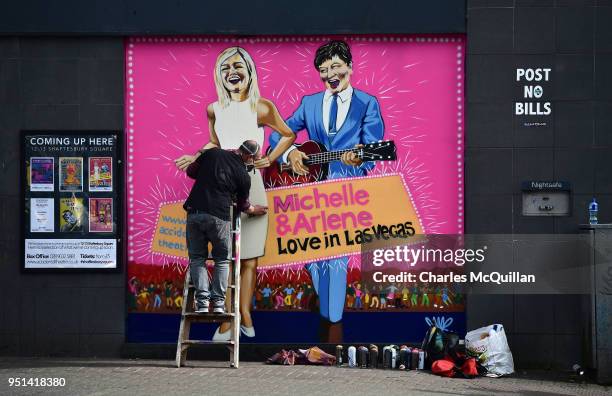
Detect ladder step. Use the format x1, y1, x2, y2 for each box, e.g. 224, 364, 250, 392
184, 312, 235, 317
183, 312, 236, 322
182, 339, 234, 346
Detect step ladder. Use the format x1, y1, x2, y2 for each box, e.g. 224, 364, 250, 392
176, 206, 241, 368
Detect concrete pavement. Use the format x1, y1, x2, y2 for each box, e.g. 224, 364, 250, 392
0, 358, 610, 396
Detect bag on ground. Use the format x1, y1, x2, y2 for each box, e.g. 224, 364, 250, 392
465, 324, 514, 377
421, 325, 460, 369
431, 359, 456, 377
431, 356, 481, 379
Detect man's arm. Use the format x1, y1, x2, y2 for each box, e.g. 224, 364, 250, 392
185, 149, 208, 179
234, 167, 268, 216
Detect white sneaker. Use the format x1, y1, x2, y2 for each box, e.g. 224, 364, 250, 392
195, 302, 209, 314
212, 326, 231, 342
240, 325, 255, 338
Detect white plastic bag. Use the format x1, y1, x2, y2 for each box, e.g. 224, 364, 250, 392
465, 324, 514, 377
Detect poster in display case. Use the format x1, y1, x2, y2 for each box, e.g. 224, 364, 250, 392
21, 131, 122, 271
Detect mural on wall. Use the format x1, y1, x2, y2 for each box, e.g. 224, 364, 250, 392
125, 35, 465, 343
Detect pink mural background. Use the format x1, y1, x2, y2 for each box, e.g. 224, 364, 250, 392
125, 35, 465, 268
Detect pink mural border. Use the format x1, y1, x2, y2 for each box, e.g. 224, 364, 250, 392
124, 35, 465, 267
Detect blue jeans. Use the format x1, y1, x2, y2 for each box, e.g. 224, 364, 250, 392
186, 212, 231, 308
354, 296, 362, 309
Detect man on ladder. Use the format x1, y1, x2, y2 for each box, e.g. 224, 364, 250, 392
178, 140, 267, 367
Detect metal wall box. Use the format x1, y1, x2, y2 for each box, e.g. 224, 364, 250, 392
521, 181, 571, 217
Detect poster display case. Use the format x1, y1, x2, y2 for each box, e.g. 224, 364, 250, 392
21, 131, 123, 271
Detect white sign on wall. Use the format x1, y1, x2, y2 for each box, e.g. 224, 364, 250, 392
24, 239, 117, 269
515, 67, 552, 127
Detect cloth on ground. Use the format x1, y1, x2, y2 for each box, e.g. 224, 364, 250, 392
266, 346, 336, 366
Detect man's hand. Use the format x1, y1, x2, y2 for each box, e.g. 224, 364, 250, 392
254, 156, 270, 169
174, 154, 197, 171
341, 144, 364, 167
288, 149, 309, 175
245, 204, 268, 216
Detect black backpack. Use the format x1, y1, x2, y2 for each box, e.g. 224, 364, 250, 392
421, 326, 460, 369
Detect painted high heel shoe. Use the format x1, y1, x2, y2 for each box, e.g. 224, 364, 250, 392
240, 325, 255, 338
212, 326, 231, 342
212, 325, 256, 340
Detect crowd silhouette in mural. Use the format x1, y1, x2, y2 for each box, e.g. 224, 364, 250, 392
128, 265, 464, 313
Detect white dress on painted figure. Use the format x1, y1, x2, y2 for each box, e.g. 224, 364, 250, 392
213, 99, 267, 259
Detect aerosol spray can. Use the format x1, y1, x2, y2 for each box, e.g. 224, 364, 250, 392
383, 346, 392, 369
358, 346, 369, 368
405, 347, 413, 369
369, 344, 379, 369
335, 345, 343, 367
384, 345, 398, 369
348, 346, 357, 368
411, 348, 419, 370
390, 346, 398, 369
418, 349, 425, 370
399, 345, 409, 370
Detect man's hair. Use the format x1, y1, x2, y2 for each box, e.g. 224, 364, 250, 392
314, 40, 352, 69
238, 139, 260, 157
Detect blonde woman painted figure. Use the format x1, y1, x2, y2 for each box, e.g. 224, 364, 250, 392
175, 47, 295, 340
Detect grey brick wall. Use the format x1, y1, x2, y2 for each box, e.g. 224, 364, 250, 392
0, 37, 125, 357
466, 0, 612, 369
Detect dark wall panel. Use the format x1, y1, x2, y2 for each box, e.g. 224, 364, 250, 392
515, 7, 556, 54
556, 6, 594, 53
0, 37, 125, 357
467, 7, 514, 54
0, 0, 466, 35
466, 0, 612, 230
466, 0, 612, 370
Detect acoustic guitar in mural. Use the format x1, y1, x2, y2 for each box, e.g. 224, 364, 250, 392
263, 140, 397, 188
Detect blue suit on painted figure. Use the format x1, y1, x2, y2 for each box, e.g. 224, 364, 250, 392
269, 40, 384, 342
